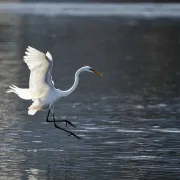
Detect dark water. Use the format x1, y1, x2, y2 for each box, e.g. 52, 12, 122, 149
0, 6, 180, 180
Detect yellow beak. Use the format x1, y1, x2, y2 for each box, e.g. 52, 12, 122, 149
92, 69, 103, 76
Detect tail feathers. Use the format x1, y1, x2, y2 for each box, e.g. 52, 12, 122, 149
6, 85, 32, 100
6, 85, 18, 93
28, 109, 37, 115
7, 85, 38, 115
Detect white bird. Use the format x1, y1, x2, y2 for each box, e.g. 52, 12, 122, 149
7, 46, 103, 139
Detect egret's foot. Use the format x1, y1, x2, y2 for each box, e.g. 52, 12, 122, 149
64, 120, 76, 128
55, 119, 76, 128
54, 123, 80, 139
68, 133, 82, 139
47, 119, 76, 128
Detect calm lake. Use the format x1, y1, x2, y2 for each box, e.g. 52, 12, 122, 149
0, 3, 180, 180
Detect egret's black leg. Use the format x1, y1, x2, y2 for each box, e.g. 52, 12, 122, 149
46, 109, 76, 128
46, 109, 51, 122
52, 113, 81, 139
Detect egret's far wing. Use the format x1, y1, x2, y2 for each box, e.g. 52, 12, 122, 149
23, 46, 54, 99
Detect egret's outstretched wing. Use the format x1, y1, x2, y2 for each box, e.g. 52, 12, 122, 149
23, 46, 54, 99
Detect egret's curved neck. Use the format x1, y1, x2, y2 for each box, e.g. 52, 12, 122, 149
62, 68, 81, 97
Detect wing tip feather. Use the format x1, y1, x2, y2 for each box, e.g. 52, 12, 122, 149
46, 51, 53, 61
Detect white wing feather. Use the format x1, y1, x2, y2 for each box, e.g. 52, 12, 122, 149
23, 46, 54, 99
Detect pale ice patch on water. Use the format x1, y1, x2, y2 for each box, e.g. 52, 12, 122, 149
134, 105, 144, 109
108, 121, 119, 124
103, 141, 120, 144
33, 148, 64, 152
27, 149, 38, 153
139, 118, 166, 122
0, 3, 180, 18
152, 128, 180, 133
0, 147, 17, 152
116, 155, 161, 160
83, 126, 109, 130
116, 129, 144, 133
84, 123, 95, 126
74, 129, 89, 132
134, 103, 167, 109
23, 131, 32, 133
32, 141, 42, 143
148, 103, 167, 108
25, 168, 41, 175
0, 147, 64, 152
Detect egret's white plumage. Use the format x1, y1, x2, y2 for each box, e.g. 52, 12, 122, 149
7, 46, 103, 117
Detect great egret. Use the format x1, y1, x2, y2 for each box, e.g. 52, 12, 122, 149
7, 46, 103, 139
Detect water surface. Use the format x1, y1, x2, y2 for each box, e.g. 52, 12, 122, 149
0, 3, 180, 180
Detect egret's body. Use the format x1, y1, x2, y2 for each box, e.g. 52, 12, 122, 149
7, 46, 102, 138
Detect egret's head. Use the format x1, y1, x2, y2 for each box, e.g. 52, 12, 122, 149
83, 66, 103, 76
